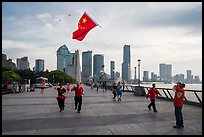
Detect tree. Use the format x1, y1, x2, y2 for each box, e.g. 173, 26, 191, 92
2, 71, 21, 83
48, 70, 76, 84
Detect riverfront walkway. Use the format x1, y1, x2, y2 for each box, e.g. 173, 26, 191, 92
2, 85, 202, 135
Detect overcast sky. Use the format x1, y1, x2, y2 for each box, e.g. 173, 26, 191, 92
2, 2, 202, 80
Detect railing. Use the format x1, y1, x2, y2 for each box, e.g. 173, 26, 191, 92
107, 84, 202, 107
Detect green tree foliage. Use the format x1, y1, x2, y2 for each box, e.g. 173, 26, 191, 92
14, 69, 35, 84
2, 71, 21, 83
48, 70, 76, 84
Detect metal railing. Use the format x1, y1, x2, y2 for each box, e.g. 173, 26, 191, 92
111, 85, 202, 107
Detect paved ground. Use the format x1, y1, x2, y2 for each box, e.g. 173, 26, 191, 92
2, 85, 202, 135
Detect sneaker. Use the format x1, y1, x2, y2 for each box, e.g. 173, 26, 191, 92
173, 125, 182, 128
59, 109, 62, 112
148, 107, 151, 110
154, 110, 157, 112
77, 111, 80, 113
181, 125, 184, 128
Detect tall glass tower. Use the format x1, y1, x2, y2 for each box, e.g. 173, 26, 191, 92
82, 51, 92, 81
35, 59, 44, 73
57, 44, 70, 73
122, 44, 131, 83
93, 54, 104, 76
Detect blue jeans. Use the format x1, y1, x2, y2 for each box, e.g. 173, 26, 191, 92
175, 106, 183, 126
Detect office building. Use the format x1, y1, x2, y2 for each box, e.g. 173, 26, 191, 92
17, 56, 30, 70
122, 44, 131, 83
35, 59, 44, 73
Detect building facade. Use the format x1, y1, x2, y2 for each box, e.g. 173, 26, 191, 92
35, 59, 44, 73
122, 45, 131, 83
93, 54, 104, 76
82, 51, 92, 82
110, 61, 115, 79
2, 54, 16, 69
17, 56, 30, 70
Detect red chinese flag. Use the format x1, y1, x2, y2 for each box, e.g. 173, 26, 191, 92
72, 12, 97, 41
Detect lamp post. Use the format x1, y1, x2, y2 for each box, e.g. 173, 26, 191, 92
113, 67, 115, 83
134, 67, 137, 83
138, 59, 141, 86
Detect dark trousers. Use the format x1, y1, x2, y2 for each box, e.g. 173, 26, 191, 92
75, 96, 82, 112
113, 92, 117, 99
148, 99, 157, 111
175, 106, 183, 126
57, 98, 65, 110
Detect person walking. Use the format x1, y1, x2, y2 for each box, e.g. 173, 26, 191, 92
41, 80, 45, 93
173, 82, 185, 128
146, 83, 161, 112
96, 82, 99, 91
56, 83, 66, 112
66, 83, 71, 94
71, 82, 84, 113
116, 81, 123, 101
112, 82, 117, 100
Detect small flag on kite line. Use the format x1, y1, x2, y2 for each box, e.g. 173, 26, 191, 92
72, 11, 100, 41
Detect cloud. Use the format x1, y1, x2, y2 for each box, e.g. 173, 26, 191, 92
2, 2, 202, 80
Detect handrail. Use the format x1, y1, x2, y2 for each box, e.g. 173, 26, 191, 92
120, 85, 202, 107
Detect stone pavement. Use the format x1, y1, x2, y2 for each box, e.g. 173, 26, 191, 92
2, 85, 202, 135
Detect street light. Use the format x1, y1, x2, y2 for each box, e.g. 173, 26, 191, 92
134, 67, 137, 82
113, 67, 115, 83
138, 59, 141, 86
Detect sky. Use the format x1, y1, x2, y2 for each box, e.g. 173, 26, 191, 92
2, 2, 202, 80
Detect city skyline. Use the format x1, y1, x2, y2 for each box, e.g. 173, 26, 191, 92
2, 2, 202, 80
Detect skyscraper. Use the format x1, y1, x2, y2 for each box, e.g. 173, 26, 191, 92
159, 63, 172, 83
35, 59, 44, 73
143, 71, 149, 82
159, 63, 166, 81
57, 44, 70, 73
82, 51, 92, 82
122, 44, 131, 83
57, 45, 81, 82
110, 61, 115, 79
93, 54, 104, 76
17, 56, 30, 70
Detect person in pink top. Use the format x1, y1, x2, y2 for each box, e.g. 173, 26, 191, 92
146, 83, 161, 112
71, 82, 84, 113
66, 83, 71, 93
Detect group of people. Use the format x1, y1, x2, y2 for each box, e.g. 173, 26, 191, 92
54, 80, 186, 129
112, 81, 123, 101
146, 82, 185, 129
55, 82, 84, 113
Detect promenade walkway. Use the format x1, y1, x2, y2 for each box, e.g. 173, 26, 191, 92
2, 85, 202, 135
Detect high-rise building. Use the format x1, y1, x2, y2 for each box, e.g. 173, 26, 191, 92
143, 71, 149, 82
166, 64, 172, 83
186, 70, 193, 83
110, 61, 115, 79
159, 63, 166, 81
151, 72, 157, 81
66, 50, 81, 82
35, 59, 44, 73
2, 54, 16, 69
159, 63, 172, 83
57, 45, 81, 82
93, 54, 104, 76
82, 51, 92, 82
57, 44, 70, 73
122, 44, 131, 83
17, 56, 30, 70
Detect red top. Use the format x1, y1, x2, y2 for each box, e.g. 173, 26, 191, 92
146, 88, 160, 100
42, 82, 45, 88
174, 86, 185, 107
72, 86, 84, 97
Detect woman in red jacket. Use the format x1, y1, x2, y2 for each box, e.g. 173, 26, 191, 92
173, 83, 185, 128
146, 83, 161, 112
